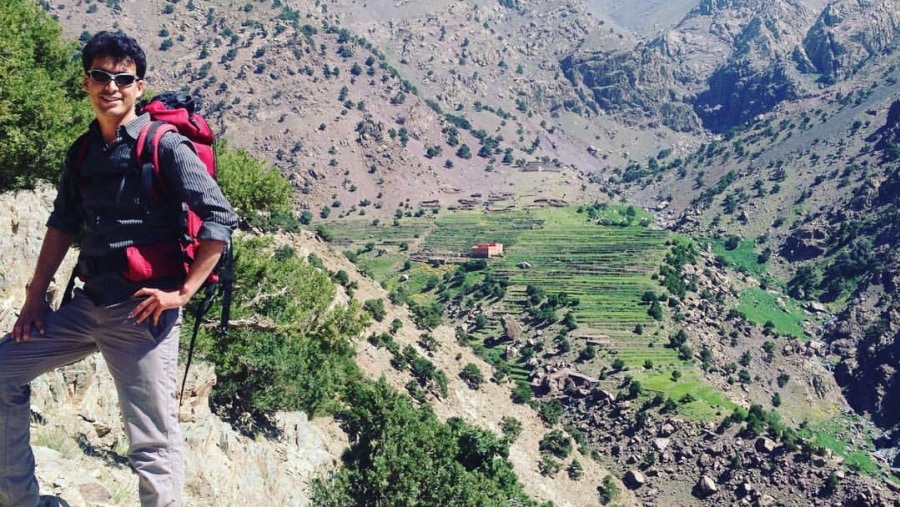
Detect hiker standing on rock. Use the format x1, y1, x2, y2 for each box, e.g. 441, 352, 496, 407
0, 31, 237, 507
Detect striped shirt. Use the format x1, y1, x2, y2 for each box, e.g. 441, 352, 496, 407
49, 113, 236, 250
48, 113, 238, 303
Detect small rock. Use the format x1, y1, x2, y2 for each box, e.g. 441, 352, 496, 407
697, 475, 717, 496
653, 438, 670, 452
755, 437, 777, 453
624, 470, 646, 489
659, 423, 676, 437
78, 482, 111, 503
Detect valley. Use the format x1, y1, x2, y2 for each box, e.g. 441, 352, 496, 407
3, 0, 900, 505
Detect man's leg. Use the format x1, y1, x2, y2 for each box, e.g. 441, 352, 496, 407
0, 292, 100, 507
96, 301, 183, 507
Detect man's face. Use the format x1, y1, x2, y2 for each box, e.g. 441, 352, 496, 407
82, 56, 144, 123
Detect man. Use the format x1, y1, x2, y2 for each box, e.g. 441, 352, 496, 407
0, 31, 237, 507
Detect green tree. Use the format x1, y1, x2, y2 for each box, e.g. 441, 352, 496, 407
0, 2, 93, 190
203, 236, 369, 421
567, 459, 584, 480
500, 416, 523, 442
511, 380, 533, 404
539, 429, 572, 459
363, 298, 387, 322
538, 399, 565, 426
598, 475, 619, 505
216, 140, 292, 216
459, 363, 485, 390
310, 379, 542, 506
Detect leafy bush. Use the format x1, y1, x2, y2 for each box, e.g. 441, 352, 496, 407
0, 2, 93, 191
199, 236, 368, 425
511, 380, 533, 404
363, 298, 386, 322
216, 140, 293, 217
459, 363, 485, 389
539, 429, 572, 459
500, 416, 522, 442
598, 475, 620, 505
310, 379, 545, 506
539, 399, 564, 426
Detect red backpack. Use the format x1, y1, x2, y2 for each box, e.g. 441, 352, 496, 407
132, 91, 220, 285
136, 92, 234, 401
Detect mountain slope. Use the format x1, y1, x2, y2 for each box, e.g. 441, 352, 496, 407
33, 0, 900, 499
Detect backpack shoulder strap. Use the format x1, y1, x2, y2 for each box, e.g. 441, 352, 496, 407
136, 120, 179, 202
67, 131, 91, 179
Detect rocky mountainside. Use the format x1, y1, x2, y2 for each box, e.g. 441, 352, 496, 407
0, 188, 626, 506
18, 0, 900, 503
562, 0, 900, 133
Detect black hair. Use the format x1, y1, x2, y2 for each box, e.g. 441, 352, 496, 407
81, 31, 147, 78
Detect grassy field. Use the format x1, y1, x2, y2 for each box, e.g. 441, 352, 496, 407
736, 286, 808, 339
421, 207, 670, 339
799, 414, 880, 476
706, 237, 768, 278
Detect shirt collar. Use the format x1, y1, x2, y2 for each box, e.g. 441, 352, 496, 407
89, 113, 151, 142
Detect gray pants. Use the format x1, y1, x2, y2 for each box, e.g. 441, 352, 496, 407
0, 291, 184, 507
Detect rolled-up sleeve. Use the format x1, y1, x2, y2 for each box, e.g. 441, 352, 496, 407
159, 134, 238, 241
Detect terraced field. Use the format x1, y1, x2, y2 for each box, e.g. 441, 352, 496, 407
328, 205, 736, 418
424, 207, 671, 345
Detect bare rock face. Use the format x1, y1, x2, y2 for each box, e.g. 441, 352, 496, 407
559, 49, 701, 132
779, 221, 828, 262
801, 0, 900, 82
694, 62, 799, 132
563, 0, 900, 133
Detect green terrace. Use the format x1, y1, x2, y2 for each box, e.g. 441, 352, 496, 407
326, 206, 739, 420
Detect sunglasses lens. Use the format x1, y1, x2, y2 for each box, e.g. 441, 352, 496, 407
88, 70, 112, 84
114, 75, 136, 86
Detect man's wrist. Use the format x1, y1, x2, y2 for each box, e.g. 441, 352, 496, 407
25, 282, 51, 304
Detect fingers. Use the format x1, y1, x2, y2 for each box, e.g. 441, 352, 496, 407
12, 321, 26, 342
131, 298, 153, 324
11, 317, 42, 342
130, 289, 164, 324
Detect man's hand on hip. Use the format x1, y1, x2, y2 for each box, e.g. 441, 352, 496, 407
130, 287, 190, 325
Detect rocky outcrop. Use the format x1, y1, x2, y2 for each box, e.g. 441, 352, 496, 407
694, 61, 799, 132
801, 0, 900, 83
779, 221, 828, 262
563, 0, 900, 133
559, 49, 701, 132
565, 395, 899, 506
